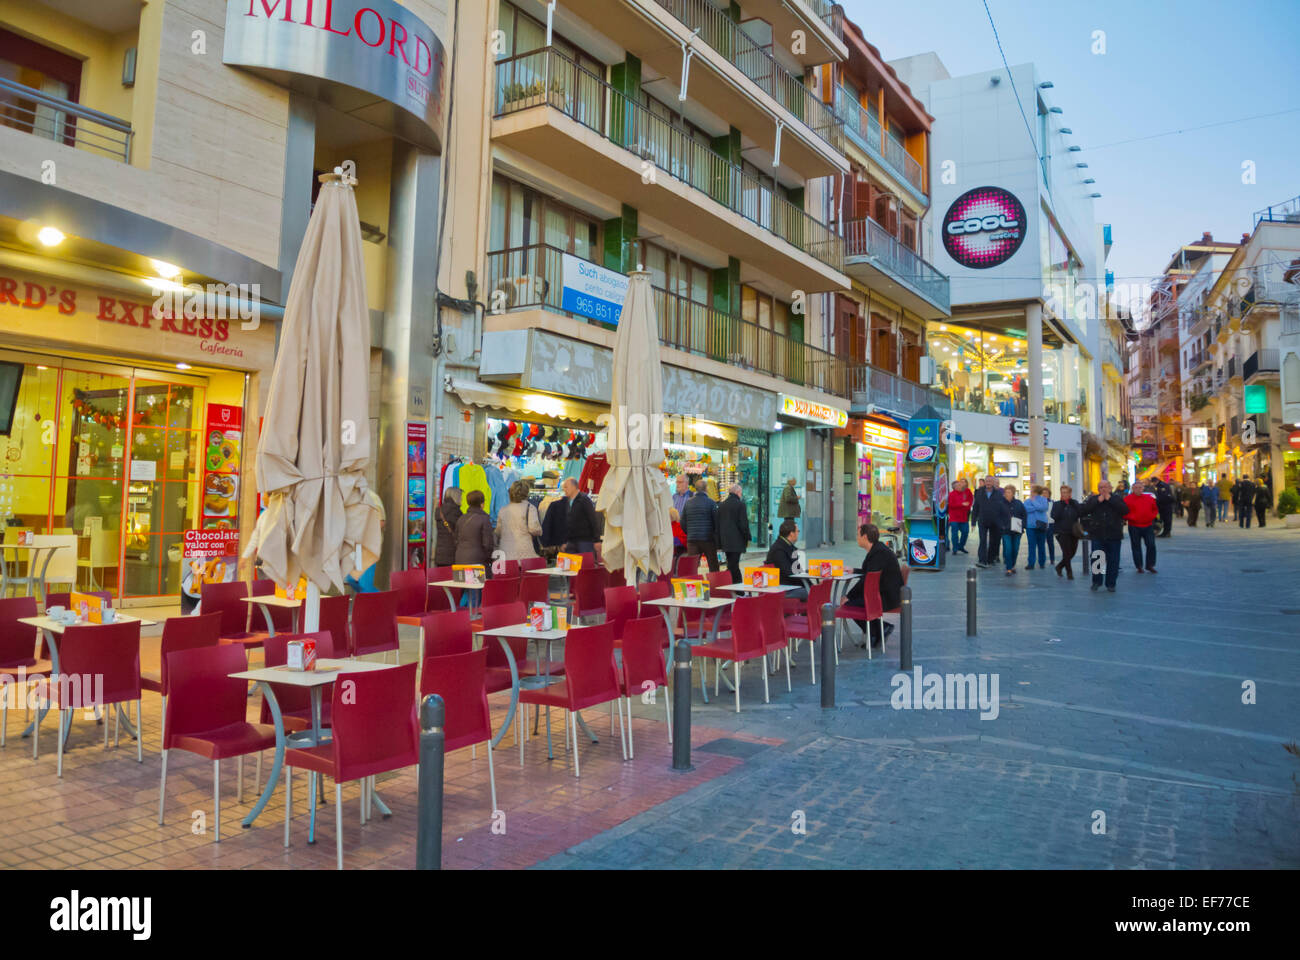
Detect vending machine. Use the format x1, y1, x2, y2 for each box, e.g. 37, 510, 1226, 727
903, 407, 948, 570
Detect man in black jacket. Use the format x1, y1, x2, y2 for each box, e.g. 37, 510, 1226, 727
1238, 476, 1257, 528
681, 479, 720, 572
1153, 478, 1175, 537
716, 483, 750, 583
1078, 479, 1129, 592
972, 476, 1002, 568
561, 477, 598, 554
845, 523, 903, 648
764, 520, 806, 599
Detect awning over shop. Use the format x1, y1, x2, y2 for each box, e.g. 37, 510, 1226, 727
447, 378, 609, 426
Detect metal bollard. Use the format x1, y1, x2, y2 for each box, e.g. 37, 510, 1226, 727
899, 586, 913, 671
672, 639, 693, 771
819, 602, 835, 708
966, 567, 977, 637
416, 694, 445, 870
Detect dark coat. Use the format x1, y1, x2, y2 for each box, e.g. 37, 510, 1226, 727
1050, 498, 1082, 530
564, 492, 599, 543
970, 486, 1001, 525
716, 493, 751, 553
1078, 493, 1129, 541
1255, 483, 1272, 508
1153, 481, 1174, 506
540, 497, 568, 548
850, 540, 903, 612
681, 491, 718, 541
764, 536, 800, 586
986, 495, 1025, 532
1236, 480, 1255, 508
454, 507, 494, 565
433, 500, 461, 566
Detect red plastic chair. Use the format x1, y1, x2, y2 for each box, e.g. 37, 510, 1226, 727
578, 552, 597, 570
0, 597, 48, 747
250, 579, 296, 634
284, 662, 419, 868
419, 650, 497, 812
636, 579, 671, 611
607, 568, 627, 589
317, 594, 351, 659
481, 601, 562, 693
350, 590, 400, 661
38, 591, 111, 658
40, 620, 143, 777
258, 631, 344, 734
140, 612, 223, 699
572, 567, 608, 620
424, 566, 456, 612
518, 573, 551, 606
834, 570, 883, 657
414, 609, 473, 663
674, 554, 701, 578
391, 568, 430, 626
519, 623, 625, 776
159, 643, 277, 841
617, 616, 671, 757
497, 559, 521, 579
519, 557, 547, 573
757, 593, 792, 692
603, 586, 638, 646
202, 581, 267, 653
690, 596, 768, 713
481, 576, 519, 608
783, 579, 833, 684
708, 568, 735, 588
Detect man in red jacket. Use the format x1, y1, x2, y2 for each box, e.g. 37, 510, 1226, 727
947, 477, 974, 554
1124, 480, 1159, 574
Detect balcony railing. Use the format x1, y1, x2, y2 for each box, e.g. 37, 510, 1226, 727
494, 48, 843, 272
1102, 340, 1124, 373
842, 216, 949, 312
485, 242, 849, 397
0, 76, 132, 163
651, 0, 844, 154
834, 86, 925, 196
848, 363, 950, 419
1104, 416, 1129, 444
1243, 349, 1279, 381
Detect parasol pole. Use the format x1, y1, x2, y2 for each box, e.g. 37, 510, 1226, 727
304, 581, 320, 633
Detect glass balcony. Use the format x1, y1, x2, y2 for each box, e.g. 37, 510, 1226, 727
484, 242, 849, 398
834, 86, 925, 197
842, 216, 949, 314
0, 76, 132, 163
494, 48, 844, 273
848, 363, 950, 419
652, 0, 844, 154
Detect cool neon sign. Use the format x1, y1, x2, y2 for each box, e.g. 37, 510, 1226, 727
941, 187, 1027, 269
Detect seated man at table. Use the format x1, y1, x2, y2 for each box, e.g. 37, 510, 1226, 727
764, 520, 807, 600
844, 523, 902, 648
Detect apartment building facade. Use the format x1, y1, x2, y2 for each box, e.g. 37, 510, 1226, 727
0, 0, 452, 597
1099, 251, 1135, 486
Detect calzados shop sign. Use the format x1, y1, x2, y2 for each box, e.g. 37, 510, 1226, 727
225, 0, 447, 148
780, 395, 848, 428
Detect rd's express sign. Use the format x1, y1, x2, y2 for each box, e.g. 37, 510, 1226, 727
780, 394, 848, 428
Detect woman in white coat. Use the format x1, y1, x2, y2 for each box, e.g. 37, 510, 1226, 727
495, 480, 543, 561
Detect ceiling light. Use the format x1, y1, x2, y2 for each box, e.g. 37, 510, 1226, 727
1090, 192, 1102, 198
1076, 163, 1089, 169
1068, 145, 1082, 152
1049, 106, 1063, 114
176, 362, 192, 370
1083, 178, 1096, 184
37, 226, 65, 247
1039, 81, 1054, 89
150, 259, 182, 280
1059, 127, 1073, 134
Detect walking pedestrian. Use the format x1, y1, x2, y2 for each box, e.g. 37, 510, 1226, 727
1254, 478, 1271, 528
716, 483, 750, 583
671, 474, 691, 515
495, 480, 543, 562
1079, 479, 1129, 592
1023, 484, 1051, 570
972, 476, 1003, 568
1051, 485, 1082, 579
1200, 477, 1218, 528
1153, 478, 1174, 537
682, 478, 721, 572
996, 485, 1027, 576
434, 487, 463, 566
1042, 484, 1057, 566
561, 476, 599, 554
777, 477, 802, 542
1217, 473, 1232, 523
1124, 480, 1158, 574
1237, 476, 1256, 528
454, 489, 494, 566
1184, 483, 1201, 527
947, 477, 973, 554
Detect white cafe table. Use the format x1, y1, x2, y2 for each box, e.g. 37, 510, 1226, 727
523, 566, 581, 614
2, 542, 73, 600
714, 582, 800, 595
428, 578, 483, 614
230, 657, 400, 834
641, 596, 734, 702
241, 595, 302, 636
17, 613, 158, 750
796, 571, 862, 649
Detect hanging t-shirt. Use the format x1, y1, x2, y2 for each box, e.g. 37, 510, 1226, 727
484, 462, 510, 523
456, 462, 492, 515
578, 452, 610, 495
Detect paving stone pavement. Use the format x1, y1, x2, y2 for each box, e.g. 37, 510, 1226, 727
537, 522, 1300, 868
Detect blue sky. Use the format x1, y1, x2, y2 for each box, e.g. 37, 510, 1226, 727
841, 0, 1300, 307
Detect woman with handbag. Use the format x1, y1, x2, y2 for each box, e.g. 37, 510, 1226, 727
433, 487, 462, 566
496, 480, 543, 561
1051, 485, 1083, 580
1023, 485, 1052, 570
996, 485, 1027, 576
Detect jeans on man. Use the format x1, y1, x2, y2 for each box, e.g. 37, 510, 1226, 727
1001, 532, 1022, 571
565, 540, 595, 556
1026, 527, 1047, 568
1091, 539, 1122, 589
1239, 507, 1251, 528
978, 522, 1001, 564
1217, 500, 1229, 521
724, 551, 743, 583
1129, 525, 1156, 570
949, 521, 969, 553
686, 539, 720, 572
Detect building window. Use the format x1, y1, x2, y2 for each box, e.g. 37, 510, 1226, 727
487, 174, 601, 309
0, 28, 83, 146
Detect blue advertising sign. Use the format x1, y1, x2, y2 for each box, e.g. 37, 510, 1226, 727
906, 419, 939, 463
561, 254, 629, 325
